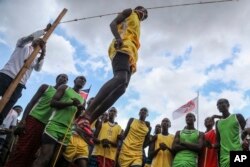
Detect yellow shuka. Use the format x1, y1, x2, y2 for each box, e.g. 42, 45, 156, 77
119, 119, 149, 167
63, 134, 89, 162
108, 11, 141, 74
92, 122, 122, 161
151, 133, 174, 167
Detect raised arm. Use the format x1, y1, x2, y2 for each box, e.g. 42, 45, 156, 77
16, 24, 51, 47
16, 30, 45, 48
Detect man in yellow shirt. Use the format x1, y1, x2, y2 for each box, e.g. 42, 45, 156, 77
149, 118, 174, 167
90, 107, 123, 167
76, 6, 148, 144
119, 107, 151, 167
144, 124, 162, 167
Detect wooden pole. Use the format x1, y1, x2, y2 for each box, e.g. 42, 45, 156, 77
0, 8, 68, 113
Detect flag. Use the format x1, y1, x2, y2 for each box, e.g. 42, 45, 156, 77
80, 86, 91, 100
172, 97, 198, 120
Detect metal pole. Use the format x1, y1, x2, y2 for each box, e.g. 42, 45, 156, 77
197, 91, 200, 130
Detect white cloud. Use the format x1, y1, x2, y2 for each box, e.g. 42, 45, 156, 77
42, 34, 79, 75
0, 0, 59, 47
0, 38, 7, 45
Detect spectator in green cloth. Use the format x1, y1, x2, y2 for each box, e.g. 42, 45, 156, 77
215, 98, 247, 167
172, 113, 204, 167
5, 74, 68, 167
32, 76, 86, 167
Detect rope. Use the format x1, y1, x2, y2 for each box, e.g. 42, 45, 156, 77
60, 0, 236, 24
60, 12, 118, 24
146, 0, 236, 10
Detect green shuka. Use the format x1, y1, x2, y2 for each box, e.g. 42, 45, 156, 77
173, 129, 199, 167
45, 87, 84, 145
29, 86, 56, 125
217, 114, 242, 167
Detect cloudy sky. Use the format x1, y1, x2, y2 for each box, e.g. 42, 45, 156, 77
1, 0, 250, 134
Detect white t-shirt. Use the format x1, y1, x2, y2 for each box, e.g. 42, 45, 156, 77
1, 109, 18, 128
0, 30, 45, 85
0, 109, 19, 140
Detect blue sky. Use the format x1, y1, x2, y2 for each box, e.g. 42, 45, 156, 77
1, 0, 250, 133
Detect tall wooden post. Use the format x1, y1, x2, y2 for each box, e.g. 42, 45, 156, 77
0, 8, 68, 113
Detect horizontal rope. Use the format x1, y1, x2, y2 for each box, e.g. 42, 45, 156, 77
59, 0, 237, 24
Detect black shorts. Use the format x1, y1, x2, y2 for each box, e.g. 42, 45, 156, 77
42, 133, 58, 145
0, 73, 25, 124
112, 52, 131, 73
